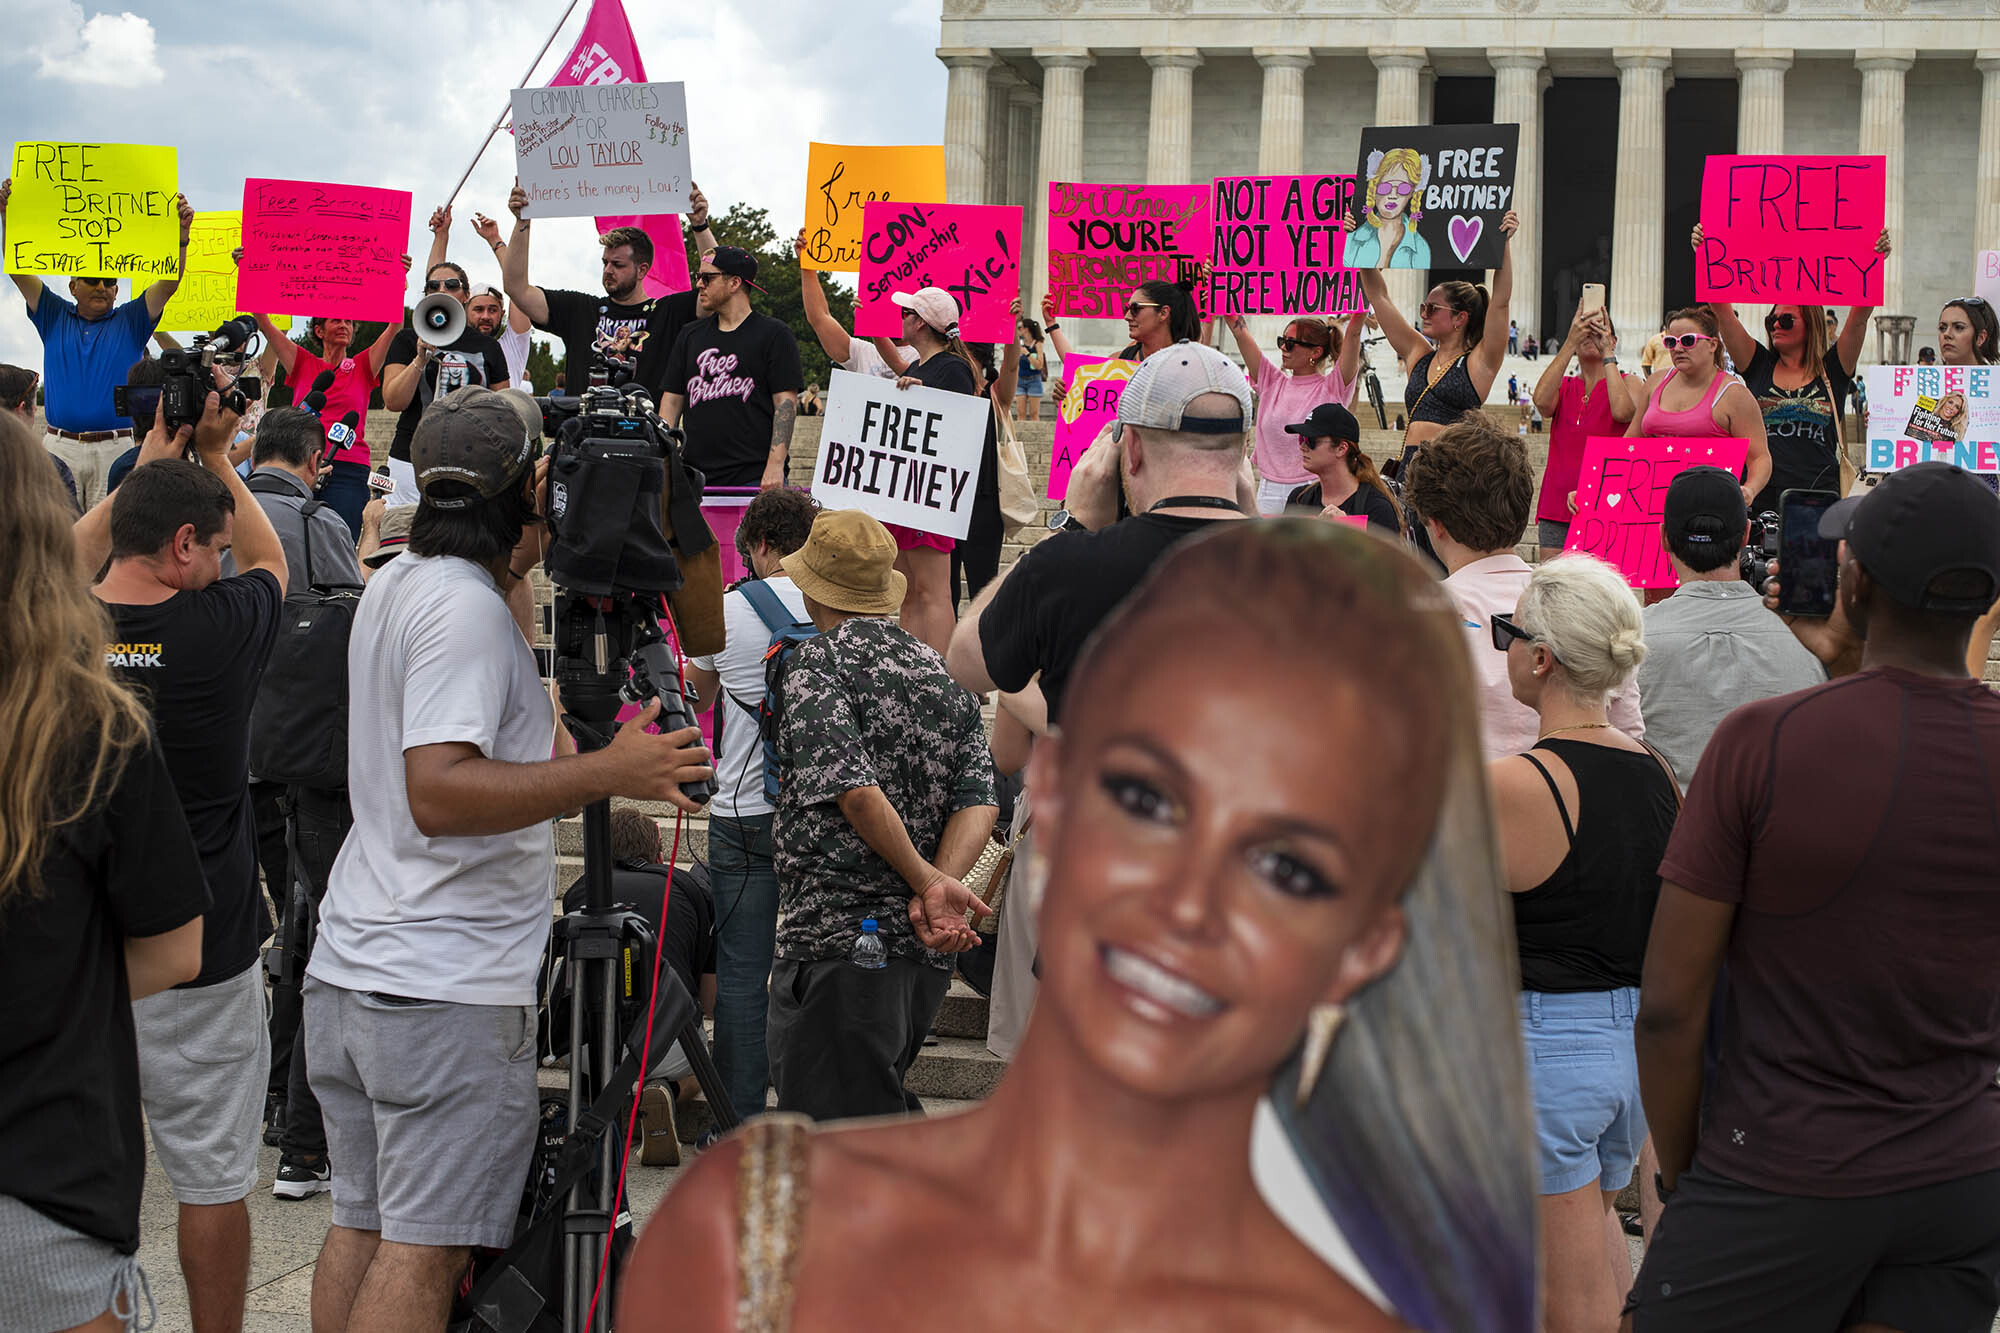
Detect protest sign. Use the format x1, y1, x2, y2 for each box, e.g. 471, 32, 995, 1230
855, 202, 1022, 342
1695, 155, 1885, 305
1048, 354, 1137, 500
812, 368, 990, 539
1563, 436, 1751, 589
1209, 174, 1366, 317
158, 212, 291, 335
6, 142, 179, 279
1349, 126, 1518, 270
1978, 252, 2000, 309
800, 144, 947, 273
510, 81, 692, 219
1046, 182, 1209, 320
1339, 514, 1372, 531
1863, 365, 2000, 473
238, 178, 412, 323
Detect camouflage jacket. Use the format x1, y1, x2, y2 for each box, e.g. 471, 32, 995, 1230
773, 616, 996, 965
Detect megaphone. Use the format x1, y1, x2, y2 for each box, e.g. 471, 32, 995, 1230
412, 291, 465, 348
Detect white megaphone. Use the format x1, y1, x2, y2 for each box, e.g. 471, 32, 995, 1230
412, 291, 466, 347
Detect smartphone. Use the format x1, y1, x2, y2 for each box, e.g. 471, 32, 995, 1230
1777, 488, 1842, 618
1579, 284, 1606, 317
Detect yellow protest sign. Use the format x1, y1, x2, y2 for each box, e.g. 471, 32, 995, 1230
800, 143, 946, 272
6, 142, 180, 279
158, 211, 291, 335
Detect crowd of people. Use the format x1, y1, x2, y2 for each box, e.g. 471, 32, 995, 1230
2, 152, 2000, 1333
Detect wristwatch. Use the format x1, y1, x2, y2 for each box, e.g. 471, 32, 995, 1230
1046, 322, 1062, 333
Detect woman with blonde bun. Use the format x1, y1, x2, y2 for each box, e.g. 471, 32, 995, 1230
1486, 553, 1679, 1333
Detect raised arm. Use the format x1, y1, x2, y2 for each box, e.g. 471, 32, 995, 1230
990, 303, 1022, 414
500, 186, 550, 327
1040, 292, 1077, 363
0, 179, 48, 312
142, 194, 195, 319
230, 246, 300, 375
74, 415, 187, 578
193, 394, 286, 585
1835, 229, 1890, 376
1223, 313, 1268, 379
794, 227, 853, 364
1346, 212, 1427, 370
1720, 380, 1772, 501
1336, 309, 1365, 389
1532, 312, 1579, 417
424, 204, 450, 278
1470, 210, 1519, 384
1690, 225, 1760, 373
1602, 343, 1641, 425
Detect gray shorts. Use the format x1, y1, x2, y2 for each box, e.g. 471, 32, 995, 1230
304, 978, 539, 1248
133, 963, 269, 1205
0, 1195, 155, 1333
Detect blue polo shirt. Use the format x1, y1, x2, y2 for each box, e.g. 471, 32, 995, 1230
28, 290, 159, 433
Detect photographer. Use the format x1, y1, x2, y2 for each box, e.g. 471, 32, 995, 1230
84, 390, 288, 1333
380, 261, 509, 504
302, 387, 713, 1333
1637, 467, 1822, 790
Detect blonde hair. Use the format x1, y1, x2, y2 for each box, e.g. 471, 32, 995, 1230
1517, 553, 1647, 697
1363, 148, 1428, 229
0, 413, 151, 907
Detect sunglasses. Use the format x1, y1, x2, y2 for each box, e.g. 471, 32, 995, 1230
694, 271, 729, 286
1764, 314, 1796, 331
1960, 296, 1991, 308
1419, 301, 1461, 319
424, 278, 466, 293
1490, 613, 1535, 653
1125, 301, 1162, 320
1662, 333, 1717, 350
1374, 182, 1415, 198
1275, 336, 1324, 353
75, 277, 116, 289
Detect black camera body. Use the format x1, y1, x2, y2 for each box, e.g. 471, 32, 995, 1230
1740, 508, 1781, 590
113, 316, 260, 435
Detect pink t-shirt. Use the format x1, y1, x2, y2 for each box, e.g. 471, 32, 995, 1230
289, 347, 380, 466
1537, 373, 1623, 523
1252, 360, 1356, 486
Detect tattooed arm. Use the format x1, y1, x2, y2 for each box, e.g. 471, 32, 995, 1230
764, 392, 798, 490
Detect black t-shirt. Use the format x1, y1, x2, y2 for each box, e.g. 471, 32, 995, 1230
662, 312, 805, 486
981, 512, 1232, 725
563, 862, 716, 1006
1742, 344, 1855, 512
107, 570, 282, 986
384, 326, 510, 461
909, 353, 1001, 537
536, 288, 696, 401
0, 736, 209, 1252
1284, 479, 1402, 533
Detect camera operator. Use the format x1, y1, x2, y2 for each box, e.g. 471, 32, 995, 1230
1631, 462, 2000, 1330
380, 261, 509, 504
1637, 467, 1823, 790
1, 177, 195, 508
498, 184, 716, 400
659, 246, 804, 489
302, 387, 713, 1333
80, 389, 287, 1333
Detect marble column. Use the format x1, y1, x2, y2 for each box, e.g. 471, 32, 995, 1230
1979, 53, 2000, 263
983, 66, 1019, 208
1007, 85, 1041, 217
1491, 48, 1544, 341
940, 47, 997, 205
1610, 49, 1672, 348
1144, 49, 1203, 185
1371, 46, 1430, 322
1033, 48, 1093, 329
1735, 49, 1791, 155
1255, 48, 1312, 175
1857, 50, 1913, 313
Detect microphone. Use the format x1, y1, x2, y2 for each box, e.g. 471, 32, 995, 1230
299, 370, 335, 420
324, 410, 360, 453
203, 315, 258, 355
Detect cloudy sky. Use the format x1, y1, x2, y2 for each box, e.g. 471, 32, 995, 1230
0, 0, 947, 370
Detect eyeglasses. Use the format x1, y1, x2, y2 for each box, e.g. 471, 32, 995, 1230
693, 271, 728, 286
75, 277, 116, 289
424, 278, 466, 293
1764, 314, 1796, 332
1275, 336, 1324, 353
1490, 613, 1536, 653
1662, 333, 1717, 350
1374, 182, 1415, 198
1125, 301, 1162, 320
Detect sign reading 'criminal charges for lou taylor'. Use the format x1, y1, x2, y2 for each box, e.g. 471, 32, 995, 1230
813, 368, 990, 540
6, 141, 179, 278
510, 81, 692, 218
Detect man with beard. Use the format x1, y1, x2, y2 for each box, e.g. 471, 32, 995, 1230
499, 184, 716, 399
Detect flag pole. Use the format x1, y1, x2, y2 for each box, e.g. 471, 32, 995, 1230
442, 0, 584, 208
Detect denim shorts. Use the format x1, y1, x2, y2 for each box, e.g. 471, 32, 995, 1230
1520, 987, 1646, 1195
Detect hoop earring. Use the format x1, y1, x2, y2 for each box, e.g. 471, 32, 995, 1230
1295, 1003, 1346, 1108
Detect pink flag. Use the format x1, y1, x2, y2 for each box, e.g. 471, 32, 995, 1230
546, 0, 690, 297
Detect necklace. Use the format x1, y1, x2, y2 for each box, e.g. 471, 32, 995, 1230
1537, 722, 1613, 741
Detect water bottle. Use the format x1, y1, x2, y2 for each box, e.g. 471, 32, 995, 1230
850, 918, 888, 970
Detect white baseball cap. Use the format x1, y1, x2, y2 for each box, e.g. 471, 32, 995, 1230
1116, 340, 1253, 435
891, 287, 962, 335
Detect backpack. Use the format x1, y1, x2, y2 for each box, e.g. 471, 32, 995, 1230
247, 474, 364, 790
723, 579, 817, 805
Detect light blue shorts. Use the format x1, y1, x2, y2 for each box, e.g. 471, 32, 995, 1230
1519, 987, 1647, 1196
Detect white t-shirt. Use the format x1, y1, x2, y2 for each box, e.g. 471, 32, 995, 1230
499, 326, 532, 392
310, 553, 556, 1006
690, 574, 809, 818
843, 341, 917, 380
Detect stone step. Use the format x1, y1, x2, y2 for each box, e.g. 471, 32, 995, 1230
556, 812, 708, 863
934, 978, 990, 1041
903, 1035, 1006, 1101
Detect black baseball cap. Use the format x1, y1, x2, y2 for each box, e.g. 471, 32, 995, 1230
707, 245, 765, 293
412, 387, 541, 510
1662, 466, 1747, 544
1283, 402, 1360, 444
1818, 462, 2000, 613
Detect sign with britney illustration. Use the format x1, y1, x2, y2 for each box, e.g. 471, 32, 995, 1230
1348, 124, 1519, 271
1863, 365, 2000, 472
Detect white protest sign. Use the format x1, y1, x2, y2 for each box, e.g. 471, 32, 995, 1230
510, 81, 692, 218
1979, 251, 2000, 308
1863, 364, 2000, 473
812, 367, 989, 540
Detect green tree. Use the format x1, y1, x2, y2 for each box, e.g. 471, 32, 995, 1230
692, 203, 854, 389
525, 338, 560, 394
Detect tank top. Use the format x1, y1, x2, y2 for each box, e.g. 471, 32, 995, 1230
1404, 350, 1483, 426
1640, 367, 1734, 437
1511, 740, 1678, 992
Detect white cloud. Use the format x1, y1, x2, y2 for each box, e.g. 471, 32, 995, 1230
29, 4, 165, 86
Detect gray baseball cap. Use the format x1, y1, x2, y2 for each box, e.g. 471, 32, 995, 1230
1115, 339, 1253, 435
412, 386, 540, 510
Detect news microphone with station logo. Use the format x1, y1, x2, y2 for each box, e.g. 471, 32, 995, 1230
324, 410, 360, 454
299, 370, 336, 419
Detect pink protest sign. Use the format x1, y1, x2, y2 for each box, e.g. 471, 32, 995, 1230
1695, 155, 1885, 306
1338, 514, 1371, 530
1209, 175, 1367, 317
1563, 436, 1750, 589
1047, 182, 1210, 320
1049, 355, 1138, 500
238, 178, 412, 322
855, 201, 1022, 342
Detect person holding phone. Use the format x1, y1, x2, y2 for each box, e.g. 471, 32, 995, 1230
1530, 293, 1639, 555
1629, 307, 1772, 505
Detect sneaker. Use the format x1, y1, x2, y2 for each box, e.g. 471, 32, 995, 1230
636, 1083, 681, 1168
261, 1093, 287, 1148
272, 1156, 331, 1200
